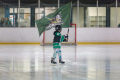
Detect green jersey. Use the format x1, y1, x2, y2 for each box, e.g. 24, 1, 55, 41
53, 31, 65, 48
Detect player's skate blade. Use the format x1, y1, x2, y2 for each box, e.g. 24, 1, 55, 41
51, 61, 57, 64
51, 61, 57, 66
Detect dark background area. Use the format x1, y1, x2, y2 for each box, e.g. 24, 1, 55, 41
0, 0, 118, 4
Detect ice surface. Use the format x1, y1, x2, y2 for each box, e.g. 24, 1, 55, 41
0, 45, 120, 80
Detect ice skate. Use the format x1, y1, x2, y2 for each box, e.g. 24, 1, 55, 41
59, 59, 65, 64
51, 58, 57, 64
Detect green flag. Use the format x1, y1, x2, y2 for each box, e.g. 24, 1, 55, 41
35, 2, 72, 36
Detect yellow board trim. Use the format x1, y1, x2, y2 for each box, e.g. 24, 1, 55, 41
0, 43, 40, 45
77, 42, 120, 45
0, 42, 120, 45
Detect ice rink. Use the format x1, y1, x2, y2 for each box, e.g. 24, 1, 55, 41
0, 45, 120, 80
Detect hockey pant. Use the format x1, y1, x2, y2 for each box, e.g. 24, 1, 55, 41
52, 48, 62, 59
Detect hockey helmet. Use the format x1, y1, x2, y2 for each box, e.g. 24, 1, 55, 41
55, 25, 62, 31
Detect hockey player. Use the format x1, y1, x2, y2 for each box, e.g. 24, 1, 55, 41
51, 25, 68, 64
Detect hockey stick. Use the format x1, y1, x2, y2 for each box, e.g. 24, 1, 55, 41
67, 28, 69, 34
67, 28, 69, 40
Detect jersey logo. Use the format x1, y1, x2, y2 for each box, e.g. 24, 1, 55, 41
57, 33, 60, 35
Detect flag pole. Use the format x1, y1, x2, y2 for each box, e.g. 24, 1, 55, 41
67, 2, 72, 42
69, 2, 72, 27
70, 2, 72, 25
